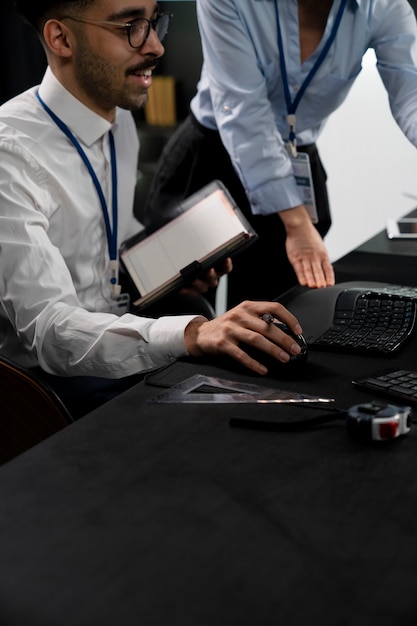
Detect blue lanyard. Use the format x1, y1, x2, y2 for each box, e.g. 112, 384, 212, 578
275, 0, 348, 147
36, 91, 120, 296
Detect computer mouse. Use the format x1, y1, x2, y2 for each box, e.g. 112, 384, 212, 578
273, 322, 309, 362
239, 322, 308, 374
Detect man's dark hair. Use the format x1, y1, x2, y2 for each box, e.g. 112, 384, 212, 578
14, 0, 94, 32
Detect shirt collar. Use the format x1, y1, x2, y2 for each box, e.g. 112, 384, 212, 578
38, 67, 118, 147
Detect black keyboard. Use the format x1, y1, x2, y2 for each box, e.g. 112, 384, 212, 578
353, 369, 417, 407
312, 289, 417, 355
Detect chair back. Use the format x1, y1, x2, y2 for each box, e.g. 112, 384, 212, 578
0, 356, 72, 465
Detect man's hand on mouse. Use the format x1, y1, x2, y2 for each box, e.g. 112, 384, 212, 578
184, 300, 304, 375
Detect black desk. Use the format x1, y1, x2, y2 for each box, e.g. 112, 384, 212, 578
334, 208, 417, 286
1, 243, 417, 626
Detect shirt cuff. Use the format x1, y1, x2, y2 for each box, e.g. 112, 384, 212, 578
147, 315, 199, 364
248, 175, 303, 216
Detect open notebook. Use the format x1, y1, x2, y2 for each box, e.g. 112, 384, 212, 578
120, 180, 258, 309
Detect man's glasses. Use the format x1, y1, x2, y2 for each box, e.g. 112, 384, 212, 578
60, 12, 173, 49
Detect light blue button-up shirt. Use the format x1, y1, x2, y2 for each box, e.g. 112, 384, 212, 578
191, 0, 417, 215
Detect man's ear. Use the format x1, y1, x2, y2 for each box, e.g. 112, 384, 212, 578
43, 19, 73, 58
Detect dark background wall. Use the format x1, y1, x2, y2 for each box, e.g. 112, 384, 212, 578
157, 1, 202, 120
0, 0, 46, 104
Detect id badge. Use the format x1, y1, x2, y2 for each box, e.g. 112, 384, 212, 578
101, 293, 131, 315
290, 152, 318, 223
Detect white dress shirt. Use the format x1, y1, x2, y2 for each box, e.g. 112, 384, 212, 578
191, 0, 417, 215
0, 68, 196, 377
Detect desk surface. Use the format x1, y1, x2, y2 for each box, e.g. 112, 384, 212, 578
1, 248, 417, 626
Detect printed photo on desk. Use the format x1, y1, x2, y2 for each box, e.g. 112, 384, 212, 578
120, 180, 258, 309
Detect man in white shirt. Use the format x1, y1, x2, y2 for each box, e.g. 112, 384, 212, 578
0, 0, 303, 418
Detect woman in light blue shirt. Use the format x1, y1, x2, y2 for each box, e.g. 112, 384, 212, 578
145, 0, 417, 307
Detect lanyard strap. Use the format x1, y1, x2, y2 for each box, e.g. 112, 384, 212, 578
36, 91, 120, 296
275, 0, 348, 145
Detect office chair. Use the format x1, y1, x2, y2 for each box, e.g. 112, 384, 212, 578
0, 356, 73, 465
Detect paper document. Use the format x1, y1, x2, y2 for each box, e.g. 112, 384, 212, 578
120, 180, 257, 308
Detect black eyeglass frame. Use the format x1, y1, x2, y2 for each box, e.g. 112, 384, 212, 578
59, 12, 173, 49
